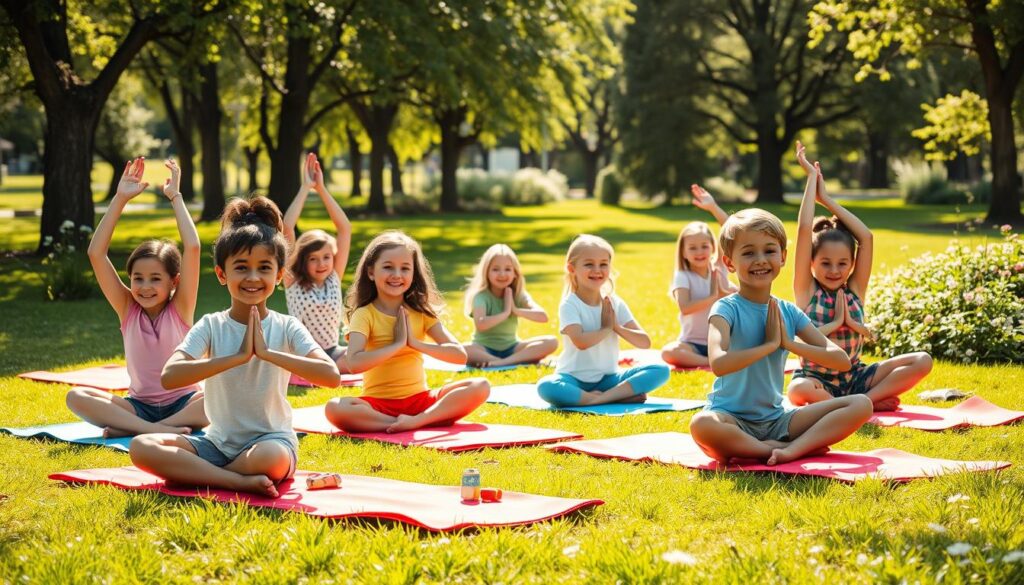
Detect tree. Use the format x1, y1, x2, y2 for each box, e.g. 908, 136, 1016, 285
0, 0, 212, 252
812, 0, 1024, 222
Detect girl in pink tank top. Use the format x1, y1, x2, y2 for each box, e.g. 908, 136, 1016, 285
67, 157, 207, 438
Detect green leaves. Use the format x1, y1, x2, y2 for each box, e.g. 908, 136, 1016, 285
912, 91, 991, 161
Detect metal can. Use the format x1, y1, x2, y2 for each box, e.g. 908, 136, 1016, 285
461, 468, 481, 500
480, 487, 503, 502
306, 472, 342, 490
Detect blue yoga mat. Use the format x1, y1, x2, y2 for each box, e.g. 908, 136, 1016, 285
0, 422, 207, 452
487, 384, 705, 416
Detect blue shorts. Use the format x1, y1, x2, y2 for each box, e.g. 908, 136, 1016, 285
183, 432, 298, 479
484, 344, 518, 359
126, 392, 197, 423
794, 362, 879, 398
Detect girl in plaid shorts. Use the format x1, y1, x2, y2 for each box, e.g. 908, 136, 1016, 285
787, 142, 933, 411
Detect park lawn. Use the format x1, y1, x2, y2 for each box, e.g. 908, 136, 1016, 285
0, 199, 1022, 582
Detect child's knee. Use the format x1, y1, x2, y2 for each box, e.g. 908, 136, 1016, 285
65, 388, 88, 409
537, 376, 571, 406
324, 398, 358, 428
466, 377, 491, 400
845, 394, 874, 419
251, 441, 292, 480
914, 352, 933, 374
786, 378, 820, 403
540, 336, 559, 352
128, 434, 158, 464
689, 412, 718, 436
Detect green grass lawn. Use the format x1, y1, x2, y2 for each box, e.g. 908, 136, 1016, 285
1, 198, 1022, 582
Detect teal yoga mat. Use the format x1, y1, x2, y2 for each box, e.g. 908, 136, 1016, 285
487, 384, 705, 416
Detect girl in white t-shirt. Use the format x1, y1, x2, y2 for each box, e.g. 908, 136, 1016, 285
661, 185, 737, 368
536, 235, 669, 406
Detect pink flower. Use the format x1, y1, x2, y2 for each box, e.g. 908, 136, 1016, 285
1014, 263, 1024, 272
963, 292, 975, 302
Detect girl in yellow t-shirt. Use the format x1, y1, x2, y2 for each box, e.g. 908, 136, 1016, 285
325, 231, 490, 433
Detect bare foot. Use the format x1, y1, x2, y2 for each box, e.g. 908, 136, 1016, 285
619, 393, 648, 404
386, 414, 422, 434
766, 447, 799, 466
102, 427, 132, 439
237, 474, 279, 498
873, 397, 901, 411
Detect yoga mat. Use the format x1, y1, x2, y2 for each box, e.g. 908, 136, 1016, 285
421, 355, 519, 373
487, 384, 705, 416
291, 406, 582, 451
18, 365, 130, 392
547, 432, 1010, 483
618, 349, 800, 373
289, 373, 364, 388
50, 466, 603, 532
868, 396, 1024, 431
0, 422, 205, 452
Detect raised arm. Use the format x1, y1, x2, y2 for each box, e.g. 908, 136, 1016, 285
793, 141, 818, 308
281, 155, 315, 288
308, 154, 352, 279
690, 184, 729, 225
815, 167, 873, 299
164, 159, 201, 325
87, 158, 148, 322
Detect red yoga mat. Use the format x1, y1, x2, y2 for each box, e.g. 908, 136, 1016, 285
18, 364, 130, 392
291, 406, 583, 451
618, 349, 800, 373
50, 466, 603, 532
868, 396, 1024, 431
547, 432, 1010, 483
289, 373, 364, 388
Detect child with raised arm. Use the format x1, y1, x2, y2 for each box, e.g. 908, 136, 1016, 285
129, 196, 340, 498
69, 157, 206, 438
536, 235, 669, 407
283, 152, 353, 372
325, 231, 490, 434
789, 142, 932, 411
688, 208, 872, 465
463, 244, 558, 367
661, 185, 738, 368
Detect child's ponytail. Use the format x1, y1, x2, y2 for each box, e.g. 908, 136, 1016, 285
810, 215, 857, 258
214, 196, 288, 269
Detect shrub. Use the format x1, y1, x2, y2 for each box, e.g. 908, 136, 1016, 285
703, 176, 747, 202
41, 221, 94, 301
506, 168, 568, 206
596, 164, 624, 206
421, 168, 566, 212
866, 226, 1024, 363
893, 159, 967, 204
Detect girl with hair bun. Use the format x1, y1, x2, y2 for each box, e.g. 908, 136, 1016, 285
130, 195, 340, 498
789, 142, 932, 411
70, 157, 207, 438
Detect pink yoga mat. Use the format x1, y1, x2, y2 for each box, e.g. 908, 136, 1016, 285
868, 396, 1024, 431
50, 466, 602, 532
291, 406, 583, 451
618, 349, 800, 373
547, 432, 1010, 483
289, 373, 364, 388
18, 365, 130, 391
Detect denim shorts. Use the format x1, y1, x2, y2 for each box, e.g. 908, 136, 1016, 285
484, 344, 518, 359
126, 392, 197, 423
676, 340, 709, 357
183, 432, 298, 479
794, 362, 879, 398
712, 408, 797, 442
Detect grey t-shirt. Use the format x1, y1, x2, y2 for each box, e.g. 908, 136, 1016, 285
177, 309, 319, 459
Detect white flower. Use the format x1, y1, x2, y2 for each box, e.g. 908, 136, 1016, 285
562, 544, 580, 558
60, 220, 75, 231
856, 553, 868, 565
967, 518, 979, 525
67, 245, 75, 252
809, 545, 824, 554
947, 493, 970, 503
927, 523, 948, 533
965, 349, 975, 357
43, 236, 53, 245
947, 542, 973, 556
1003, 551, 1024, 563
79, 224, 93, 233
661, 550, 698, 566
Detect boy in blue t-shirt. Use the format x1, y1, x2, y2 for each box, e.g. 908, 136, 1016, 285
689, 208, 872, 465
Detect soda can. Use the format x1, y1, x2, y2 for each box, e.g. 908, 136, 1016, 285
461, 468, 481, 500
480, 487, 503, 502
306, 472, 342, 490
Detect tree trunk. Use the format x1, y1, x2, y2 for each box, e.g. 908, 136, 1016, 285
388, 144, 403, 195
755, 134, 785, 203
40, 100, 101, 251
866, 130, 889, 188
438, 108, 465, 212
347, 126, 362, 197
582, 149, 599, 198
265, 36, 312, 211
984, 91, 1022, 222
196, 62, 224, 222
244, 146, 260, 193
479, 143, 490, 170
362, 104, 397, 214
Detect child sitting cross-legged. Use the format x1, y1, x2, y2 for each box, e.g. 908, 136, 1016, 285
688, 208, 872, 466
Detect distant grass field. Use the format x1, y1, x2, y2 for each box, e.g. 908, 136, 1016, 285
1, 197, 1022, 582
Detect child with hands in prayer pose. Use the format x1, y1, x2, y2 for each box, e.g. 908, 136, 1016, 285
130, 196, 340, 498
537, 235, 669, 407
283, 152, 353, 371
661, 184, 737, 368
688, 207, 872, 466
462, 244, 558, 367
788, 142, 932, 411
325, 231, 490, 434
69, 157, 207, 438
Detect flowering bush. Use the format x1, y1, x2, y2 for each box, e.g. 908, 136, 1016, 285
41, 221, 93, 301
421, 168, 567, 212
866, 226, 1024, 363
